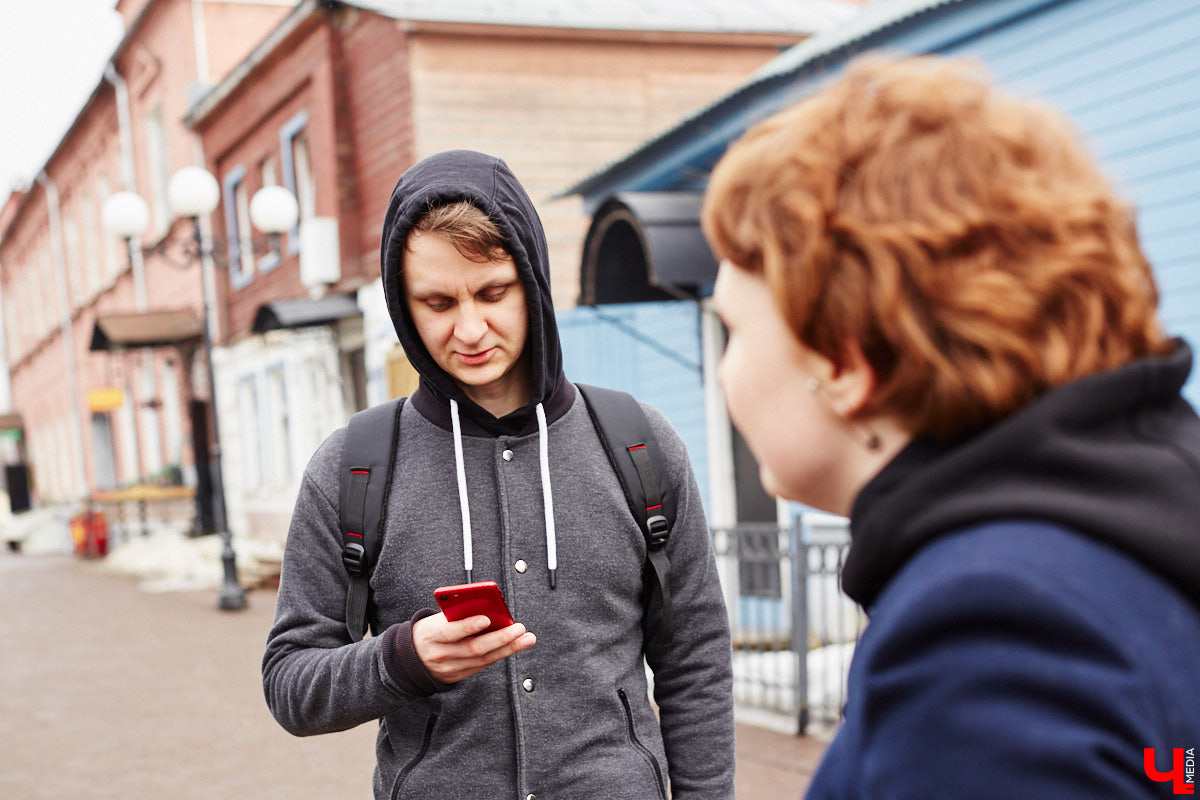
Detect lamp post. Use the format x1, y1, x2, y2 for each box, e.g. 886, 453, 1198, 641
102, 166, 298, 611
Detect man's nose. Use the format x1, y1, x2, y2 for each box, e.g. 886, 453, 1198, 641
453, 303, 488, 344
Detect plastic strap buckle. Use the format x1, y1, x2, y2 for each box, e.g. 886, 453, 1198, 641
342, 542, 366, 575
646, 514, 670, 549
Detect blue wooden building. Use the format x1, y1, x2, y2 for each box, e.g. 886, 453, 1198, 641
559, 0, 1200, 531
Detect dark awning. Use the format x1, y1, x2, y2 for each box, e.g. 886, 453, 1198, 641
90, 310, 204, 351
252, 293, 361, 333
579, 192, 717, 305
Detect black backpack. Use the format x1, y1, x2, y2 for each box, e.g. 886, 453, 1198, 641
338, 384, 675, 649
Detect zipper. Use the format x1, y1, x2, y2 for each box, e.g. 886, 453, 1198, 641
617, 688, 666, 800
390, 713, 438, 800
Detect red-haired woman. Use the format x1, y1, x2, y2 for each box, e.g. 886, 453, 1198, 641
704, 55, 1200, 798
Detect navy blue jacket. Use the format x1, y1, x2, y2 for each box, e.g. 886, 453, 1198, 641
807, 342, 1200, 799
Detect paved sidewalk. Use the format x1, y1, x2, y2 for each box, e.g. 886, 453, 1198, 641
0, 551, 825, 798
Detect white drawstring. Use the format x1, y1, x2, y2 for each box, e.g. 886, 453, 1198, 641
450, 399, 473, 582
536, 403, 557, 588
448, 399, 558, 589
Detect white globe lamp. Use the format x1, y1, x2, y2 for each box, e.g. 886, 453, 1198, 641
249, 185, 299, 235
167, 166, 221, 219
101, 191, 150, 239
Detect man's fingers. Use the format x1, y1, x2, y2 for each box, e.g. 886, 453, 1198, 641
413, 615, 537, 684
463, 622, 528, 656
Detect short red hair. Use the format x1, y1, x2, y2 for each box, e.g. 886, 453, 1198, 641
702, 55, 1170, 439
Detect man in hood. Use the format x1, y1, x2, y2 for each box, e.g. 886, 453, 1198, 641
264, 150, 735, 800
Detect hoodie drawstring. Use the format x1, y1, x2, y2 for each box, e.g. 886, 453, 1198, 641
450, 399, 474, 583
536, 403, 557, 588
448, 399, 558, 590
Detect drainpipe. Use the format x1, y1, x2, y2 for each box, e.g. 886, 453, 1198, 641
102, 62, 147, 313
104, 61, 157, 481
35, 172, 90, 498
191, 0, 211, 87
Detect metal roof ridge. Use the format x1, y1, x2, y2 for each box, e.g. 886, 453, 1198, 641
343, 0, 861, 34
558, 0, 969, 198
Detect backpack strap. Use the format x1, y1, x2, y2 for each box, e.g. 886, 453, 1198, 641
339, 397, 405, 642
576, 383, 676, 649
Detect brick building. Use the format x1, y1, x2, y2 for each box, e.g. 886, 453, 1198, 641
0, 0, 294, 506
0, 0, 858, 537
184, 0, 855, 542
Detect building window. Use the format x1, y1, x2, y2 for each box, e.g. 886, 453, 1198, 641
261, 155, 277, 188
63, 215, 82, 309
257, 155, 280, 274
279, 110, 313, 255
98, 174, 122, 286
81, 190, 103, 298
236, 376, 261, 489
265, 365, 291, 486
119, 394, 139, 485
39, 252, 56, 340
3, 289, 17, 366
146, 105, 171, 238
161, 361, 184, 468
222, 166, 254, 289
91, 412, 118, 490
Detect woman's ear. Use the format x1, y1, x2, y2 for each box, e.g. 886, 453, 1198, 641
824, 339, 876, 418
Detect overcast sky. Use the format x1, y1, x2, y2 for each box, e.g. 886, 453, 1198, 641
0, 1, 126, 194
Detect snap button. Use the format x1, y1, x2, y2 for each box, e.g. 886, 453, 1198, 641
502, 449, 514, 462
522, 678, 534, 692
526, 794, 537, 800
514, 559, 528, 574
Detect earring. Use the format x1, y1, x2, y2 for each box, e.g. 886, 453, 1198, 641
806, 375, 881, 451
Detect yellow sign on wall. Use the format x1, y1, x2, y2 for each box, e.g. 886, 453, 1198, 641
87, 387, 125, 412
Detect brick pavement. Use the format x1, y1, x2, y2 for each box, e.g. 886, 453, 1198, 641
0, 551, 824, 798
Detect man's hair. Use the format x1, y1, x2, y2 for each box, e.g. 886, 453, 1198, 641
411, 200, 509, 262
702, 55, 1170, 440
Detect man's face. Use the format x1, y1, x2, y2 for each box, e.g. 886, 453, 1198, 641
404, 231, 530, 415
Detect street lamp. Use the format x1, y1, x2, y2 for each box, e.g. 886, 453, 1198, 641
102, 167, 298, 611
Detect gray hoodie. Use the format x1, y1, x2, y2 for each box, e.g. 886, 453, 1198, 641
263, 151, 735, 800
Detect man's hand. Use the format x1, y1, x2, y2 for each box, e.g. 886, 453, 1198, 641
413, 613, 536, 684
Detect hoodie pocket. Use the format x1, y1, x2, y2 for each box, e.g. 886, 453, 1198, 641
617, 688, 667, 800
390, 713, 438, 800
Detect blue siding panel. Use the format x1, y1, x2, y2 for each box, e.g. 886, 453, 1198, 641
557, 301, 711, 514
922, 0, 1200, 405
568, 0, 1200, 486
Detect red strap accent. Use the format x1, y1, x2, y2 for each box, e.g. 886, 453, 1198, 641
346, 531, 363, 539
628, 444, 646, 451
351, 469, 369, 475
646, 504, 662, 512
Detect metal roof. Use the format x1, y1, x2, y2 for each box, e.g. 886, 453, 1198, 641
346, 0, 860, 35
251, 293, 361, 333
561, 0, 981, 203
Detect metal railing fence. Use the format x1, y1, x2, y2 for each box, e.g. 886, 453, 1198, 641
710, 513, 864, 734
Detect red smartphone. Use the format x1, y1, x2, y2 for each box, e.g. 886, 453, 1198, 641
434, 580, 514, 634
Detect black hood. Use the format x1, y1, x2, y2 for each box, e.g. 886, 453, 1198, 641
380, 150, 567, 437
846, 340, 1200, 610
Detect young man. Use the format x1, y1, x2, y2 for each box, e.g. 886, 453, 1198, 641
264, 150, 735, 800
